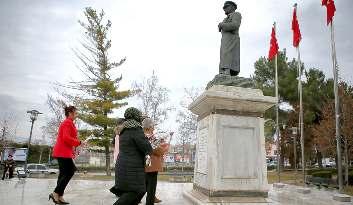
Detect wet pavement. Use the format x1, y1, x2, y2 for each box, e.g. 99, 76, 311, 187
1, 178, 353, 205
0, 178, 191, 205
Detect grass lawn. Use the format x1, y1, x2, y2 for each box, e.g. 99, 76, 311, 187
267, 170, 304, 185
343, 186, 353, 196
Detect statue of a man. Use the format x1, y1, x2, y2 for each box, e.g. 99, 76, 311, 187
218, 1, 242, 76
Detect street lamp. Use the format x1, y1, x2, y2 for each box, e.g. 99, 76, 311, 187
24, 110, 42, 173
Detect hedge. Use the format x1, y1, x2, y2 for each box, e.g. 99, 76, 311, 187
348, 171, 353, 185
311, 171, 332, 179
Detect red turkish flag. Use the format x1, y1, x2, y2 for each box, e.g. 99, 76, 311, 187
322, 0, 336, 25
268, 26, 279, 60
292, 6, 302, 47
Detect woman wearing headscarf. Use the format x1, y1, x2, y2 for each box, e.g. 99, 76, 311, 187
110, 118, 126, 196
114, 107, 153, 205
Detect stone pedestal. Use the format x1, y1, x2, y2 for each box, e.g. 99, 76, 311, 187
184, 85, 276, 204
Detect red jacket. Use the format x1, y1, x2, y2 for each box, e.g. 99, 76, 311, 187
53, 118, 81, 158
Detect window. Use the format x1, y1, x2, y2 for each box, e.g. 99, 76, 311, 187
37, 165, 46, 170
27, 165, 36, 170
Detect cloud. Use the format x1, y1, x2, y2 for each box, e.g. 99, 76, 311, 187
0, 0, 352, 141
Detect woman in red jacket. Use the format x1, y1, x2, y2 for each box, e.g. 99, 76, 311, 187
49, 106, 82, 204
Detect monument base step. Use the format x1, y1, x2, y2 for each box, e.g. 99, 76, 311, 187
183, 190, 272, 205
333, 194, 351, 202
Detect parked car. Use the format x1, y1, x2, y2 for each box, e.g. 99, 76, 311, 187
16, 164, 58, 174
313, 161, 336, 168
267, 161, 277, 166
324, 161, 336, 168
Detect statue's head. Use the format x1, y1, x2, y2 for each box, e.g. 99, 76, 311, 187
223, 1, 237, 15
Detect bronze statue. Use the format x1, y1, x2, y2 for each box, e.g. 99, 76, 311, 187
219, 1, 242, 76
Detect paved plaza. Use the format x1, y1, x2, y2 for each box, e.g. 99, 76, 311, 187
1, 178, 353, 205
0, 178, 191, 205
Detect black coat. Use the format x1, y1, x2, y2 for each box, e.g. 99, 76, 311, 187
116, 127, 152, 193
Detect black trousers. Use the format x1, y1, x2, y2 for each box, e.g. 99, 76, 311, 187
2, 167, 14, 180
113, 191, 145, 205
54, 158, 77, 196
145, 172, 158, 205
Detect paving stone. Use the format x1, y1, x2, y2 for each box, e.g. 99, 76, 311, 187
273, 183, 286, 189
1, 178, 353, 205
297, 188, 311, 194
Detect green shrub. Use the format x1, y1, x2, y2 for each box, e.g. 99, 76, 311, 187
307, 169, 320, 175
344, 171, 353, 185
312, 171, 332, 179
307, 168, 337, 175
267, 165, 276, 171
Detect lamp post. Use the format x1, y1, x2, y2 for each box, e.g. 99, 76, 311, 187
24, 110, 42, 173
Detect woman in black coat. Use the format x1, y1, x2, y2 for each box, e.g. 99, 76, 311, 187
114, 107, 152, 205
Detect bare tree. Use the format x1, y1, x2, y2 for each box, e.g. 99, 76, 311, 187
42, 94, 70, 165
176, 87, 201, 145
176, 87, 201, 170
133, 71, 173, 128
0, 114, 18, 156
44, 95, 67, 143
38, 129, 47, 164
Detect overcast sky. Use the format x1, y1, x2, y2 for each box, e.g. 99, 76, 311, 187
0, 0, 352, 143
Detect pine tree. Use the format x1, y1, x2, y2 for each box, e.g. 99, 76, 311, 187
65, 7, 131, 175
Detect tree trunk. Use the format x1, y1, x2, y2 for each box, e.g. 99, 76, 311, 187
38, 148, 43, 164
317, 150, 323, 168
48, 148, 52, 165
344, 138, 348, 186
280, 142, 285, 169
182, 140, 185, 172
289, 153, 294, 169
105, 144, 111, 176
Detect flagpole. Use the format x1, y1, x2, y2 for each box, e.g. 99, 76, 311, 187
294, 3, 305, 185
330, 20, 343, 192
296, 45, 305, 185
274, 22, 281, 183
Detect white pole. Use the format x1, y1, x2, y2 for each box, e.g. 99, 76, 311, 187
274, 22, 281, 183
330, 21, 343, 192
297, 45, 305, 185
294, 130, 298, 184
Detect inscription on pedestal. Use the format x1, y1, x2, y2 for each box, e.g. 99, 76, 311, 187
221, 126, 257, 179
196, 127, 208, 174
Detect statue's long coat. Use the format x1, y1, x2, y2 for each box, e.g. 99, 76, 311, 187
219, 11, 242, 75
